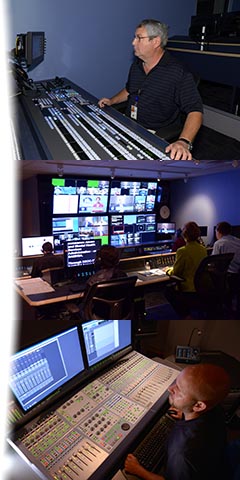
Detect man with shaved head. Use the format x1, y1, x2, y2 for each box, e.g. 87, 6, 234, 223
125, 364, 230, 480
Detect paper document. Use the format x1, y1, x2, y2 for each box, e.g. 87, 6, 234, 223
138, 268, 166, 276
15, 277, 55, 295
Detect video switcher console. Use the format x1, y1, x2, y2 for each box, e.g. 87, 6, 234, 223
8, 351, 178, 480
17, 77, 172, 161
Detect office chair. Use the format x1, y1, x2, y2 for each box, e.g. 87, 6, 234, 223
41, 266, 65, 285
192, 252, 234, 319
80, 275, 138, 321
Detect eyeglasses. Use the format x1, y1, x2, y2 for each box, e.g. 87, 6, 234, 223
133, 35, 156, 41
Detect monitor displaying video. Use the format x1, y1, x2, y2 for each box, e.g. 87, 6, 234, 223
52, 215, 109, 252
52, 177, 109, 215
110, 213, 156, 246
109, 180, 157, 213
157, 222, 176, 235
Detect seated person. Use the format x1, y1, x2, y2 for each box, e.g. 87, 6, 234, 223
163, 222, 207, 318
172, 228, 186, 252
80, 245, 127, 318
31, 241, 63, 278
124, 363, 230, 480
212, 221, 240, 317
86, 244, 127, 288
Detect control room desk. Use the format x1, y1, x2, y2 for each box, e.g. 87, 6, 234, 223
15, 269, 171, 308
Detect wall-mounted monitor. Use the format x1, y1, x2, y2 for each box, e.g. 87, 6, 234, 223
109, 180, 157, 213
157, 222, 176, 235
52, 215, 109, 252
110, 213, 156, 246
21, 235, 54, 256
52, 178, 110, 215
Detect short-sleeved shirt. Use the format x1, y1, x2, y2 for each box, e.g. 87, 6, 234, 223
212, 235, 240, 274
164, 407, 228, 480
125, 51, 203, 131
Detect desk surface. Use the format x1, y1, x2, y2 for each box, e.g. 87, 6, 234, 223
15, 269, 170, 306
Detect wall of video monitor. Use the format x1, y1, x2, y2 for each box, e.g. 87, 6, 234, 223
50, 176, 164, 251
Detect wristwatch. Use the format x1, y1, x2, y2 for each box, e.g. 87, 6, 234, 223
178, 137, 193, 151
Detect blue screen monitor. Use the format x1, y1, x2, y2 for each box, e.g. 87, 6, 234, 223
81, 320, 132, 368
110, 213, 156, 246
9, 327, 84, 412
109, 180, 157, 213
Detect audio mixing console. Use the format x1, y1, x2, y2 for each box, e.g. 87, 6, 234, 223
17, 77, 171, 161
8, 351, 179, 480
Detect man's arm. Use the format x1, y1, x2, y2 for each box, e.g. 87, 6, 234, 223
165, 111, 203, 161
124, 455, 165, 480
98, 88, 129, 108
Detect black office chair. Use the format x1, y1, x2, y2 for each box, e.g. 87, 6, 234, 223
192, 252, 234, 319
41, 266, 65, 285
165, 253, 234, 319
80, 275, 138, 321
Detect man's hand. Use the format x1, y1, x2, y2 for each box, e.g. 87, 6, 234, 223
165, 140, 192, 160
98, 97, 112, 108
125, 454, 141, 475
167, 407, 183, 420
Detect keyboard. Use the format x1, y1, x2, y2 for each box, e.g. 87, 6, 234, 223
133, 413, 175, 471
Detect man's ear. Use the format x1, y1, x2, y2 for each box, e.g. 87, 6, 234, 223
193, 401, 207, 413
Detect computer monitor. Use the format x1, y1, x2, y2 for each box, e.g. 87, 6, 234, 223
199, 226, 208, 236
9, 327, 84, 412
24, 31, 45, 70
52, 215, 109, 252
81, 320, 132, 368
109, 180, 157, 213
52, 177, 110, 215
21, 235, 54, 256
110, 213, 156, 246
64, 238, 101, 278
157, 222, 176, 235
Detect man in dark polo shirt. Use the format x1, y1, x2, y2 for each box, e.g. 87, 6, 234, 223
98, 19, 203, 161
31, 241, 63, 277
124, 363, 231, 480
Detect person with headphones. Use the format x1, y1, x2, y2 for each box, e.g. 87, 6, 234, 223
31, 241, 64, 278
85, 244, 127, 289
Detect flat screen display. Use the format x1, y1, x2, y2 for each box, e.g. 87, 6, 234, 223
52, 215, 109, 252
64, 238, 101, 269
21, 235, 54, 256
81, 320, 132, 368
157, 222, 176, 235
109, 180, 157, 213
110, 213, 156, 246
9, 327, 84, 412
52, 178, 109, 215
